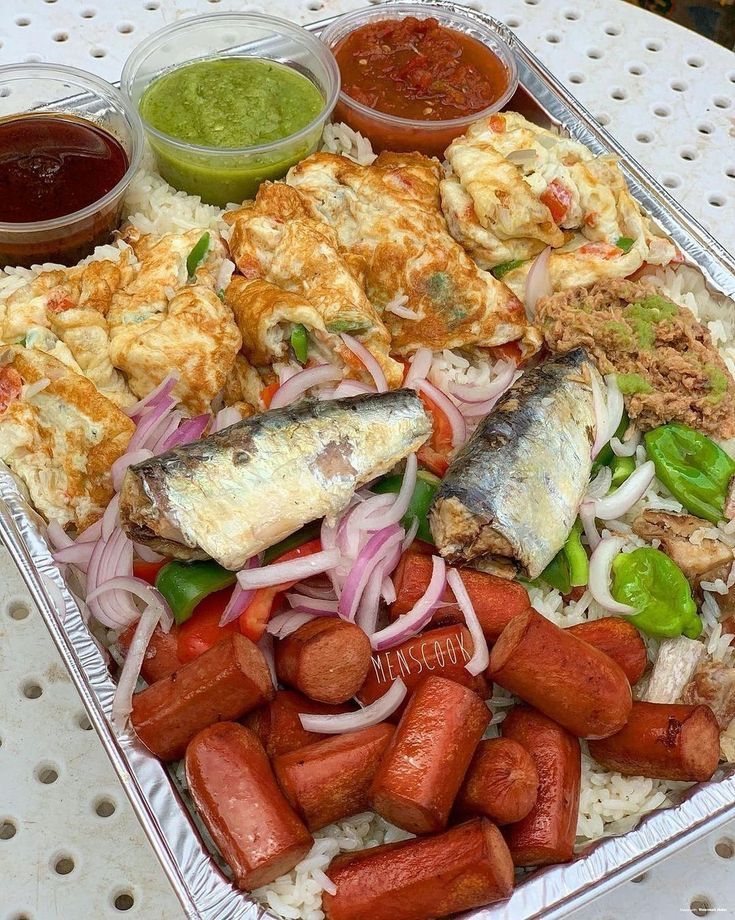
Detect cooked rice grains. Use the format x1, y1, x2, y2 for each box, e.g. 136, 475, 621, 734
7, 129, 733, 917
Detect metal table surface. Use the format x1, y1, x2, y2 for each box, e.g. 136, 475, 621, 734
0, 2, 733, 919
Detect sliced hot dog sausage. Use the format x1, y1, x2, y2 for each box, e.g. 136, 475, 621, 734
489, 609, 632, 739
185, 722, 312, 890
390, 550, 530, 640
588, 701, 720, 782
131, 633, 274, 761
356, 624, 489, 717
118, 623, 182, 684
455, 738, 539, 825
369, 675, 489, 834
501, 705, 581, 867
273, 723, 394, 830
244, 690, 354, 757
567, 617, 647, 685
323, 817, 513, 920
275, 618, 372, 704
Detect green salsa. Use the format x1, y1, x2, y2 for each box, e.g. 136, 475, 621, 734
140, 57, 325, 206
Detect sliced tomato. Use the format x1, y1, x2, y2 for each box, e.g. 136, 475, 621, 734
0, 366, 23, 414
133, 559, 167, 585
577, 241, 622, 259
487, 341, 524, 366
416, 444, 450, 478
261, 382, 280, 409
489, 114, 506, 133
540, 179, 572, 224
238, 538, 323, 642
177, 588, 239, 663
417, 391, 453, 478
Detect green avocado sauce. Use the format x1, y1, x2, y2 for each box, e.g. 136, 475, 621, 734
617, 372, 654, 395
622, 295, 678, 349
704, 362, 728, 404
139, 58, 325, 206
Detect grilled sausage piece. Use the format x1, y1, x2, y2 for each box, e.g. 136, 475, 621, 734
390, 549, 530, 639
275, 618, 372, 704
455, 738, 539, 825
588, 701, 720, 782
567, 617, 647, 685
369, 675, 489, 834
356, 624, 489, 716
323, 818, 514, 920
131, 633, 274, 761
118, 623, 182, 684
501, 705, 581, 867
244, 690, 354, 757
273, 723, 395, 830
185, 722, 312, 890
489, 609, 632, 739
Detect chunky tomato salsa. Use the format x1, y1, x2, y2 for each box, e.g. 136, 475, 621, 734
333, 16, 510, 121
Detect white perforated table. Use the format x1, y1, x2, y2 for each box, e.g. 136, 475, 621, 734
0, 2, 734, 919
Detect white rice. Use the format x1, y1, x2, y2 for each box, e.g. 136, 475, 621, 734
320, 122, 377, 167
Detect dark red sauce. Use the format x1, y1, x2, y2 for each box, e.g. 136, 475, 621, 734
0, 114, 128, 223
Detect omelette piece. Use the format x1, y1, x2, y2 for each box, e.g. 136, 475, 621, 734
0, 347, 134, 529
107, 229, 242, 414
0, 252, 136, 406
222, 353, 265, 417
287, 151, 538, 356
225, 183, 402, 387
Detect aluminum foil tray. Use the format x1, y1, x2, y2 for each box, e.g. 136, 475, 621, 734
2, 3, 735, 917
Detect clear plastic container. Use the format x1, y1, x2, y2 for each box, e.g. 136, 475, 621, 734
121, 13, 340, 207
320, 3, 519, 158
0, 64, 143, 269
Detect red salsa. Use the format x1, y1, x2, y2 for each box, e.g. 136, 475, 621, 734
333, 17, 509, 121
0, 114, 128, 224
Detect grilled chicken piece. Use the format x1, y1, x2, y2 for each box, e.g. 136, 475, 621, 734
683, 660, 735, 729
632, 510, 734, 586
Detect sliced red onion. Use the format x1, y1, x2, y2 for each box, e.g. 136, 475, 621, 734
340, 334, 388, 393
580, 500, 601, 551
161, 413, 210, 451
127, 396, 176, 452
458, 372, 522, 418
339, 496, 394, 553
237, 549, 340, 590
524, 246, 552, 319
124, 373, 178, 419
450, 361, 517, 404
149, 410, 184, 454
212, 406, 242, 432
22, 377, 51, 400
101, 494, 120, 541
294, 580, 337, 601
387, 302, 421, 320
86, 575, 173, 631
360, 456, 418, 532
270, 365, 342, 409
611, 428, 641, 457
403, 347, 433, 389
417, 379, 466, 448
267, 609, 317, 638
219, 558, 258, 626
332, 380, 376, 400
593, 461, 655, 521
286, 593, 339, 613
371, 555, 446, 650
401, 516, 420, 551
299, 678, 408, 734
339, 526, 403, 621
47, 520, 73, 551
590, 372, 609, 460
134, 542, 164, 563
589, 537, 636, 615
446, 568, 489, 676
112, 602, 161, 730
85, 529, 138, 629
111, 449, 153, 491
354, 562, 385, 636
381, 576, 396, 605
258, 632, 277, 686
585, 466, 613, 501
75, 518, 102, 544
604, 375, 625, 446
53, 542, 96, 570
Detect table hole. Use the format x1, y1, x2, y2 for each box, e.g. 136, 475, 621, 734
35, 763, 59, 785
679, 147, 698, 161
95, 797, 117, 818
24, 55, 43, 63
611, 88, 628, 101
631, 872, 647, 883
729, 72, 735, 84
80, 8, 96, 17
627, 63, 645, 76
465, 0, 483, 9
76, 712, 92, 731
16, 17, 31, 26
645, 39, 661, 52
52, 31, 68, 42
524, 0, 539, 5
9, 601, 30, 620
545, 32, 561, 44
505, 17, 521, 27
670, 80, 688, 92
0, 88, 10, 98
708, 195, 725, 208
564, 9, 580, 19
653, 105, 671, 117
686, 56, 704, 69
636, 131, 652, 144
117, 22, 135, 33
587, 48, 603, 59
22, 681, 43, 700
569, 73, 585, 84
726, 168, 735, 180
662, 174, 682, 189
54, 855, 75, 876
144, 0, 161, 8
691, 897, 714, 917
604, 24, 621, 36
9, 915, 31, 920
698, 122, 715, 135
715, 838, 735, 858
596, 113, 610, 126
90, 47, 107, 58
713, 96, 731, 109
113, 892, 135, 911
307, 0, 323, 9
0, 820, 17, 840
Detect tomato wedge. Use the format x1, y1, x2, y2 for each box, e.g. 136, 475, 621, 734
540, 179, 572, 224
177, 588, 239, 663
133, 559, 167, 585
261, 382, 280, 409
238, 538, 323, 642
417, 391, 452, 478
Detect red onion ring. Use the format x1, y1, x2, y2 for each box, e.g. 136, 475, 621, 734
589, 537, 637, 615
590, 372, 609, 460
417, 379, 467, 448
580, 500, 601, 551
339, 526, 403, 621
371, 555, 446, 650
524, 246, 552, 319
340, 334, 388, 393
403, 348, 432, 389
298, 679, 407, 734
111, 449, 153, 492
611, 428, 641, 458
269, 365, 342, 409
123, 373, 178, 419
161, 413, 211, 451
237, 549, 341, 590
593, 461, 655, 521
212, 406, 243, 432
112, 602, 162, 730
446, 568, 489, 675
267, 610, 317, 638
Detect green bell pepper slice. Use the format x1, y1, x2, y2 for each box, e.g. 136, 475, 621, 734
644, 423, 735, 523
491, 259, 526, 280
262, 520, 321, 565
611, 546, 701, 639
155, 559, 236, 625
186, 232, 210, 280
326, 319, 372, 334
373, 468, 442, 544
615, 236, 635, 253
538, 518, 589, 594
610, 455, 636, 488
591, 410, 629, 475
290, 324, 309, 364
